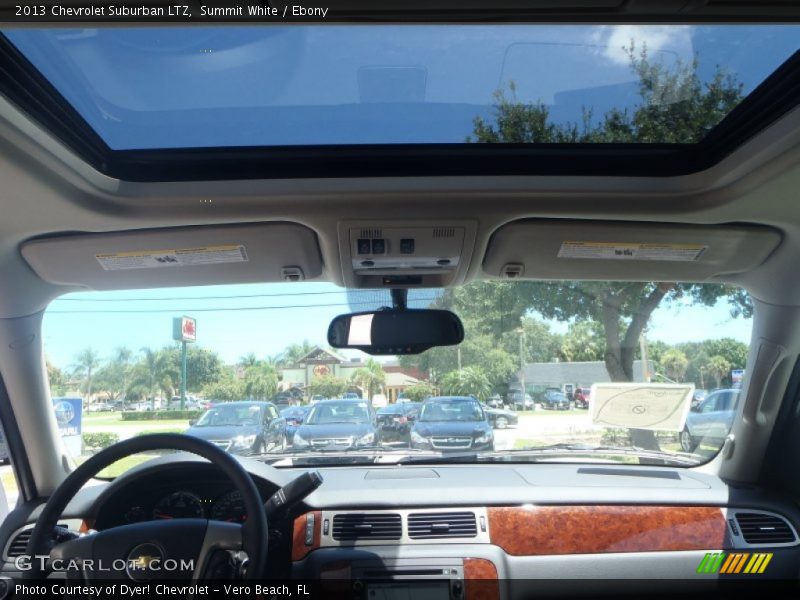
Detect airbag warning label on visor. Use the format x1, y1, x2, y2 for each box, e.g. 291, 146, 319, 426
96, 244, 248, 270
558, 241, 707, 261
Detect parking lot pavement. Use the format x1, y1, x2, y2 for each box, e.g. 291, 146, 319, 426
494, 409, 599, 451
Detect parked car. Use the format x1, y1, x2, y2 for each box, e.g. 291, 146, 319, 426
410, 396, 494, 452
280, 405, 311, 445
167, 395, 200, 410
691, 389, 709, 410
508, 390, 534, 410
185, 401, 287, 455
681, 389, 741, 452
85, 402, 113, 413
486, 394, 505, 409
480, 403, 518, 429
376, 402, 421, 443
573, 387, 591, 409
540, 388, 571, 410
292, 399, 379, 451
342, 392, 361, 399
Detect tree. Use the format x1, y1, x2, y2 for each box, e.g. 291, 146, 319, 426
243, 363, 279, 400
350, 359, 386, 402
559, 321, 605, 363
238, 353, 259, 368
659, 349, 689, 382
308, 375, 349, 399
162, 346, 224, 392
283, 341, 315, 365
706, 355, 732, 389
134, 347, 178, 409
403, 381, 436, 402
71, 348, 102, 401
441, 367, 492, 400
47, 358, 67, 396
202, 367, 244, 402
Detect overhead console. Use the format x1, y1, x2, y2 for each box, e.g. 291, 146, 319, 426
338, 220, 477, 289
483, 220, 781, 281
21, 223, 324, 290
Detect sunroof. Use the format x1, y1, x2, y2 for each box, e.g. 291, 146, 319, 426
3, 25, 799, 151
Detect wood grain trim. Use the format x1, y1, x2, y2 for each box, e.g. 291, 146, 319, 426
464, 558, 500, 600
291, 510, 321, 561
488, 506, 726, 556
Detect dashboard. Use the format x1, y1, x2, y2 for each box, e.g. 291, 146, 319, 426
2, 455, 800, 598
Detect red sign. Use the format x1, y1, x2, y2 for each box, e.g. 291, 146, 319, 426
173, 316, 197, 342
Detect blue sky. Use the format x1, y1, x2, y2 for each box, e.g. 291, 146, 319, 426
5, 24, 799, 148
42, 283, 752, 369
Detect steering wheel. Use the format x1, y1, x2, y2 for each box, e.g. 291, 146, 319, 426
25, 433, 268, 581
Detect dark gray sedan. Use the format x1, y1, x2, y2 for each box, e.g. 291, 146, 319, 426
480, 403, 518, 429
185, 401, 287, 455
292, 399, 379, 451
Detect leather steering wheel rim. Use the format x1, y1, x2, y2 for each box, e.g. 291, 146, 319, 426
25, 433, 268, 580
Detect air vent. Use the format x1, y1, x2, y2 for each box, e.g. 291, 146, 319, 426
332, 513, 401, 541
432, 227, 455, 239
735, 512, 797, 545
6, 528, 32, 558
359, 228, 382, 239
407, 511, 477, 539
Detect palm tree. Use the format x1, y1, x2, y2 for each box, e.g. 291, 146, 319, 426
238, 353, 260, 368
113, 346, 133, 405
350, 358, 385, 402
136, 347, 178, 409
283, 341, 315, 365
440, 367, 491, 400
71, 348, 102, 402
706, 355, 732, 389
243, 363, 279, 400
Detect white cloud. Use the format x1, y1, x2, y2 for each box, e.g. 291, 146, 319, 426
593, 25, 694, 66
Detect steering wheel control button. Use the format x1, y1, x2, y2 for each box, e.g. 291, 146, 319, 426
126, 542, 166, 582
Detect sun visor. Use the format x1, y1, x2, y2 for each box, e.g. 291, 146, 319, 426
21, 223, 323, 290
483, 220, 781, 281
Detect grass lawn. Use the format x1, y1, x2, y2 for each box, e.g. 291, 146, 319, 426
83, 413, 190, 433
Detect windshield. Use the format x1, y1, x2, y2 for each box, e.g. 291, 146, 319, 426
305, 402, 370, 425
42, 280, 752, 473
419, 399, 484, 422
194, 405, 261, 427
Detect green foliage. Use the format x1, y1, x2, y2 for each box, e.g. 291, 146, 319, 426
243, 362, 279, 400
559, 321, 605, 362
308, 375, 349, 399
470, 44, 744, 145
71, 347, 102, 398
202, 367, 244, 402
440, 367, 492, 400
705, 355, 732, 388
659, 349, 690, 382
350, 359, 386, 400
82, 432, 120, 450
121, 410, 202, 421
403, 380, 437, 402
135, 429, 184, 436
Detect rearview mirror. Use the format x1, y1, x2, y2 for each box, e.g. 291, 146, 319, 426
189, 419, 197, 426
328, 309, 464, 355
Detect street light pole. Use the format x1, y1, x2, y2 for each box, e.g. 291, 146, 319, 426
180, 340, 188, 410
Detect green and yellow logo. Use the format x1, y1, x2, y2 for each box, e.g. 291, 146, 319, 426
697, 552, 773, 575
